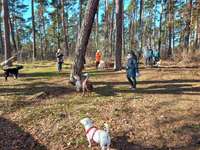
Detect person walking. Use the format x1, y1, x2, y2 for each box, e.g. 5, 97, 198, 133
126, 51, 139, 90
56, 49, 64, 72
95, 50, 101, 69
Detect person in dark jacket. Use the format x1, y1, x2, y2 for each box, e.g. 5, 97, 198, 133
126, 51, 139, 90
56, 49, 64, 72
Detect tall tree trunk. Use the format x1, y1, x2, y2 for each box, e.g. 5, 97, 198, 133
129, 16, 132, 51
56, 5, 61, 49
95, 8, 99, 49
70, 0, 99, 81
195, 3, 200, 49
2, 0, 12, 65
168, 0, 173, 57
0, 8, 4, 55
39, 24, 43, 59
172, 14, 175, 54
42, 15, 47, 58
61, 0, 69, 56
9, 17, 17, 53
79, 0, 83, 29
114, 0, 122, 71
103, 0, 109, 59
122, 0, 125, 57
158, 1, 163, 53
184, 0, 192, 53
32, 0, 36, 61
109, 0, 115, 57
139, 0, 144, 51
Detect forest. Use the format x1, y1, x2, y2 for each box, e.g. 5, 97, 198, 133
0, 0, 199, 62
0, 0, 200, 150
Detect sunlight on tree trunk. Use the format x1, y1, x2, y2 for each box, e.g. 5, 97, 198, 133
2, 0, 12, 66
70, 0, 99, 82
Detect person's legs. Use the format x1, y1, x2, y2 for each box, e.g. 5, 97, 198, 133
60, 62, 62, 71
127, 75, 134, 88
145, 57, 148, 66
57, 62, 62, 72
57, 62, 59, 72
96, 61, 99, 69
132, 77, 137, 88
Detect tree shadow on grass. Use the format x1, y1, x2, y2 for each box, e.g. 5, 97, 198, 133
111, 131, 200, 150
0, 82, 75, 113
0, 82, 74, 97
21, 72, 69, 78
118, 85, 200, 96
0, 117, 47, 150
111, 132, 162, 150
93, 84, 117, 96
93, 80, 200, 96
94, 79, 200, 86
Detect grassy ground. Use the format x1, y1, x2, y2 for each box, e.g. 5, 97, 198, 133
0, 60, 200, 150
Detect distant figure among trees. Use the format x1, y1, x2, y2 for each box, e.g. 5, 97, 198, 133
153, 49, 160, 65
56, 49, 64, 72
126, 51, 139, 90
143, 47, 153, 66
95, 50, 101, 69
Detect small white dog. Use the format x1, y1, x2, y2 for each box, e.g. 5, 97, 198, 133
98, 60, 105, 70
80, 118, 111, 150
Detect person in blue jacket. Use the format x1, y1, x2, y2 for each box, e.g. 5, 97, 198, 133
126, 51, 139, 90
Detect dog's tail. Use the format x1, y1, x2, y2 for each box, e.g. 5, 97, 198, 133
104, 123, 109, 133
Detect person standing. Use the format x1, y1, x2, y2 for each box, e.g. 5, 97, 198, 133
153, 49, 160, 65
95, 50, 101, 69
56, 49, 64, 72
126, 51, 139, 90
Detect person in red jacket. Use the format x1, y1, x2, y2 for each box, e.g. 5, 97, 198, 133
95, 50, 101, 69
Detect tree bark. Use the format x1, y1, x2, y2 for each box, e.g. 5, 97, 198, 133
9, 17, 17, 53
103, 0, 109, 58
0, 7, 4, 55
195, 3, 200, 49
114, 0, 122, 71
32, 0, 36, 61
95, 8, 99, 49
139, 0, 144, 51
109, 0, 115, 57
79, 0, 83, 29
122, 0, 125, 57
168, 0, 173, 57
61, 0, 69, 56
2, 0, 12, 66
158, 1, 163, 53
184, 0, 192, 52
70, 0, 99, 81
56, 5, 61, 49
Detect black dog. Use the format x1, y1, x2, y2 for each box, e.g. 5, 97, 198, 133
3, 65, 23, 81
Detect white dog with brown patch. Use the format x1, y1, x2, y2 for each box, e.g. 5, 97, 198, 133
80, 118, 111, 150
